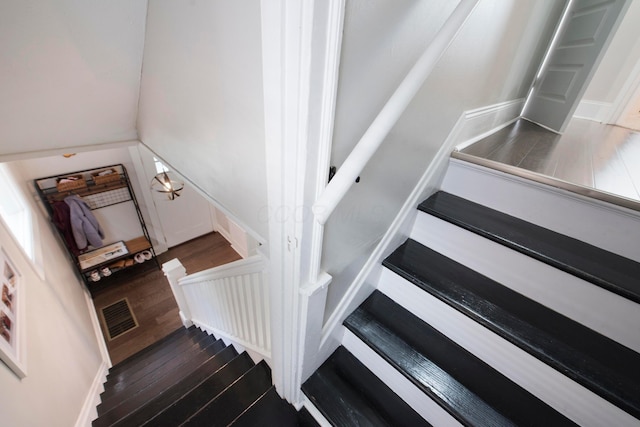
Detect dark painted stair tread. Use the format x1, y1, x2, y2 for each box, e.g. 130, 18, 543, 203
419, 191, 640, 303
230, 386, 298, 426
182, 360, 272, 427
345, 291, 577, 427
384, 239, 640, 418
146, 351, 256, 426
101, 332, 216, 401
107, 326, 199, 376
297, 407, 320, 427
302, 346, 430, 427
98, 338, 226, 416
94, 345, 239, 427
103, 329, 212, 397
106, 326, 203, 383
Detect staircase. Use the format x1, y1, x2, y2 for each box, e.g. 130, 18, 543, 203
92, 326, 309, 427
303, 159, 640, 426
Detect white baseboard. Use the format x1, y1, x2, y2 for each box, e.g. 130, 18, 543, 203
74, 361, 109, 427
574, 100, 614, 123
454, 98, 525, 151
76, 288, 111, 426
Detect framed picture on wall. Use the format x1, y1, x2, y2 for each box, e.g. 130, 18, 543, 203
0, 248, 26, 378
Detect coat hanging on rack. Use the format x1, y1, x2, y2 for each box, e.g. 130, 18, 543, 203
64, 195, 104, 250
51, 201, 81, 256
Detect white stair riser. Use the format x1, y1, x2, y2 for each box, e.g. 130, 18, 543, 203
341, 329, 463, 427
410, 212, 640, 353
378, 270, 640, 427
441, 159, 640, 263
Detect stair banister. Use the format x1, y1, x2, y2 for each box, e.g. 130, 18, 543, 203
163, 259, 192, 327
312, 0, 479, 225
163, 256, 272, 359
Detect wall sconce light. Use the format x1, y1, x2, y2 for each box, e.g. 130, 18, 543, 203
151, 171, 184, 200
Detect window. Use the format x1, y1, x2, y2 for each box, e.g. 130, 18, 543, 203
0, 164, 44, 279
153, 157, 169, 174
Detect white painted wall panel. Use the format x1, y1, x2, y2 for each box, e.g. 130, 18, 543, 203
582, 1, 640, 104
0, 165, 105, 427
322, 0, 567, 320
137, 0, 268, 241
0, 0, 146, 156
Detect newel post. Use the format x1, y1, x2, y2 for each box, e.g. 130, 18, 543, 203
162, 258, 193, 327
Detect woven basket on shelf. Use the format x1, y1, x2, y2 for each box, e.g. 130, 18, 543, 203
56, 174, 87, 192
92, 168, 120, 185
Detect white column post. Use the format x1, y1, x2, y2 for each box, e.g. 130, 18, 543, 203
162, 258, 192, 327
261, 0, 344, 406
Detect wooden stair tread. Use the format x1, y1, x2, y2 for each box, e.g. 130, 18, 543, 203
230, 386, 298, 426
95, 346, 239, 427
302, 346, 430, 427
419, 191, 640, 303
106, 326, 200, 381
384, 239, 640, 419
182, 360, 272, 427
100, 335, 218, 403
107, 326, 196, 380
345, 290, 577, 426
147, 352, 257, 426
103, 329, 212, 397
97, 338, 225, 415
93, 326, 300, 427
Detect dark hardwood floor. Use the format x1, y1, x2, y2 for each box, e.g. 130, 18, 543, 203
92, 232, 242, 365
459, 118, 640, 211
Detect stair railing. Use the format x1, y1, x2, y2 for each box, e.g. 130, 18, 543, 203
312, 0, 479, 225
163, 255, 271, 359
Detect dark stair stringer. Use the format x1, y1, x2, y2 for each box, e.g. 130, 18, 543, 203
92, 327, 302, 427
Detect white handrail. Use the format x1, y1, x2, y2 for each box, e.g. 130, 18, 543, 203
179, 255, 264, 285
312, 0, 479, 225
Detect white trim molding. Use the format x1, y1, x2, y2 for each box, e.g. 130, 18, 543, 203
74, 361, 109, 427
574, 100, 614, 123
454, 98, 525, 151
261, 0, 346, 406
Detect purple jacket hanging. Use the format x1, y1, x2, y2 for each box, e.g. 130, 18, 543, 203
51, 201, 81, 256
64, 195, 104, 250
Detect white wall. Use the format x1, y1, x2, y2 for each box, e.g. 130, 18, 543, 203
576, 0, 640, 122
137, 0, 269, 242
322, 0, 566, 318
0, 0, 147, 157
0, 163, 105, 427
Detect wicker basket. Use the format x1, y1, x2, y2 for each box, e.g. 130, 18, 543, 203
92, 168, 120, 185
56, 174, 87, 192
